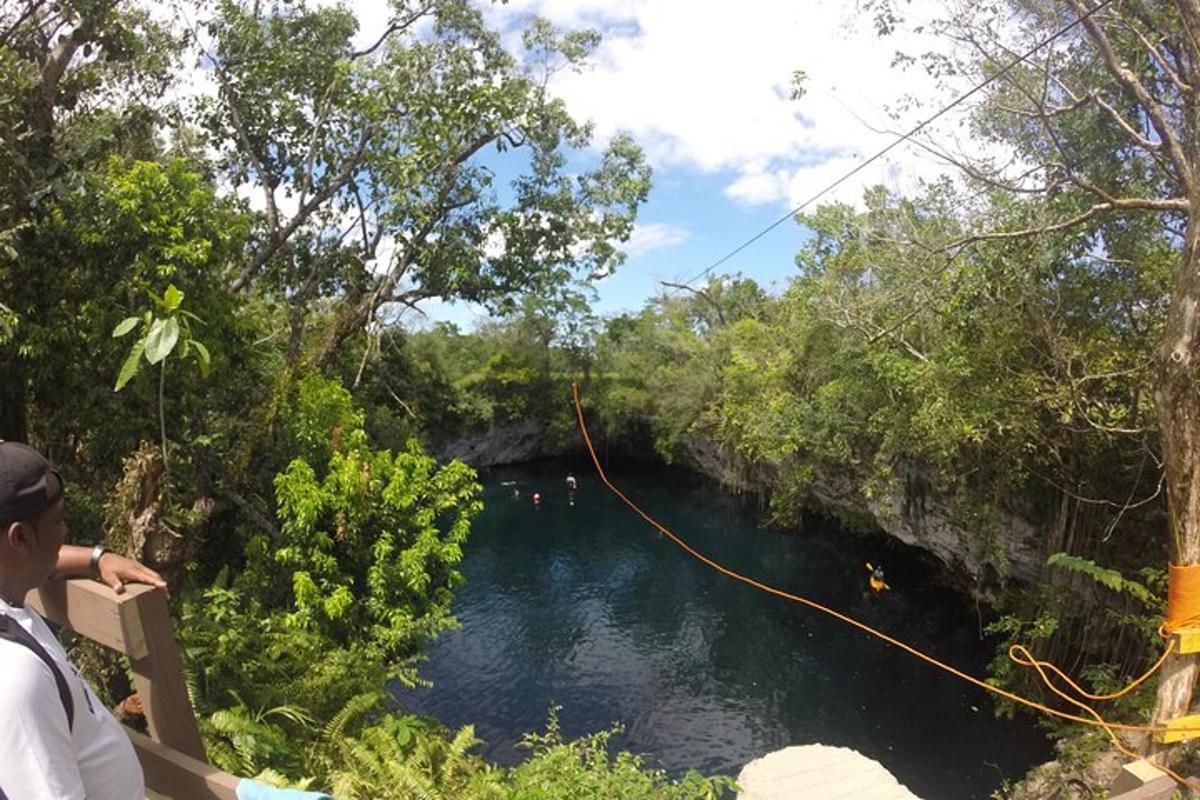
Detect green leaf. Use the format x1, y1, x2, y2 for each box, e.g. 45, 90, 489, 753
115, 338, 146, 391
145, 317, 180, 365
191, 340, 212, 375
1047, 553, 1155, 606
163, 283, 184, 312
112, 317, 141, 338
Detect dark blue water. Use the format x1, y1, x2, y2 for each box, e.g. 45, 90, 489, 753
396, 458, 1051, 799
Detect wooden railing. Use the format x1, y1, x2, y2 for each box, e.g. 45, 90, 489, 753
27, 579, 239, 800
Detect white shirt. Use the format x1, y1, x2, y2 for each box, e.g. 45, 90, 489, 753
0, 595, 145, 800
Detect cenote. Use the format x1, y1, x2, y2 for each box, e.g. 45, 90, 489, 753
395, 457, 1053, 799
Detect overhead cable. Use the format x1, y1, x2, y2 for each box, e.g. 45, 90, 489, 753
668, 0, 1116, 292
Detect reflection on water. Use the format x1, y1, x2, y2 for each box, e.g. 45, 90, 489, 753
394, 458, 1051, 800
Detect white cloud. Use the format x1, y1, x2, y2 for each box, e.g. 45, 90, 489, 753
489, 0, 976, 209
622, 222, 689, 258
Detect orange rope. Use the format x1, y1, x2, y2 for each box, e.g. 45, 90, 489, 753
570, 382, 1200, 790
1166, 563, 1200, 634
1007, 640, 1173, 703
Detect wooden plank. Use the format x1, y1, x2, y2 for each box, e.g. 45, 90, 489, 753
27, 579, 148, 659
125, 587, 207, 761
128, 727, 240, 800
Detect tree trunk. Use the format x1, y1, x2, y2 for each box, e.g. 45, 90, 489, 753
1150, 209, 1200, 755
0, 348, 28, 443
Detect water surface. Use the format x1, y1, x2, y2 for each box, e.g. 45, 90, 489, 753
397, 458, 1051, 799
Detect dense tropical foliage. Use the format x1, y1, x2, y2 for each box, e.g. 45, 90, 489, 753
6, 0, 1200, 795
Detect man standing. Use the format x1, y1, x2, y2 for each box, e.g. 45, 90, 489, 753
0, 441, 167, 800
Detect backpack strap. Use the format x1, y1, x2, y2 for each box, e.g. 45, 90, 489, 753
0, 613, 74, 731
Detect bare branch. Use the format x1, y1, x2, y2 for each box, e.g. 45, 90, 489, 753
38, 3, 106, 119
1069, 0, 1194, 191
993, 96, 1091, 118
659, 280, 726, 325
1034, 469, 1163, 509
224, 488, 280, 540
1092, 95, 1165, 151
384, 291, 432, 321
349, 0, 436, 59
230, 125, 375, 292
1118, 14, 1193, 94
299, 74, 344, 209
310, 187, 466, 366
855, 113, 1062, 196
1076, 404, 1148, 435
822, 294, 930, 363
982, 25, 1169, 159
0, 0, 48, 48
224, 95, 282, 236
941, 197, 1188, 253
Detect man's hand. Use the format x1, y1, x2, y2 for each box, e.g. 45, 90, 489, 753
96, 553, 168, 597
52, 545, 170, 596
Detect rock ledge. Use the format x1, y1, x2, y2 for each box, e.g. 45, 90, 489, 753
736, 744, 922, 800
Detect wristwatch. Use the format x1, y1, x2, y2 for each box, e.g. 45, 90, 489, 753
90, 545, 110, 578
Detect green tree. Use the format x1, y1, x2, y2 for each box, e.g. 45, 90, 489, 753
199, 0, 650, 369
0, 0, 181, 442
864, 0, 1200, 738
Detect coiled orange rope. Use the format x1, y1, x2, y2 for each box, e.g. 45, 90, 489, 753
1166, 564, 1200, 634
570, 382, 1200, 790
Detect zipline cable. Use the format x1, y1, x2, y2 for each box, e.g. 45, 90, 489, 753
667, 0, 1115, 293
570, 381, 1200, 790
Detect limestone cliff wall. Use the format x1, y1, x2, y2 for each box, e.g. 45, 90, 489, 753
431, 422, 1046, 588
429, 420, 564, 467
673, 434, 1045, 587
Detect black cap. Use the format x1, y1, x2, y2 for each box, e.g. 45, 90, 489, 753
0, 442, 63, 526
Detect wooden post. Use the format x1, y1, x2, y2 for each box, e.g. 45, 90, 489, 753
28, 579, 206, 760
124, 586, 206, 761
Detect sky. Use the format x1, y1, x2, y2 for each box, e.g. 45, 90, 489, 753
408, 0, 972, 329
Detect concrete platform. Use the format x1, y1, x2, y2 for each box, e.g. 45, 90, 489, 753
737, 744, 922, 799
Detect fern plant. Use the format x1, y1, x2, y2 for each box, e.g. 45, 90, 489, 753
202, 693, 314, 778
1045, 553, 1158, 606
316, 693, 505, 800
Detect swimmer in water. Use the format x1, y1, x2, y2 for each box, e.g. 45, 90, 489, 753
866, 563, 890, 594
533, 492, 542, 508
